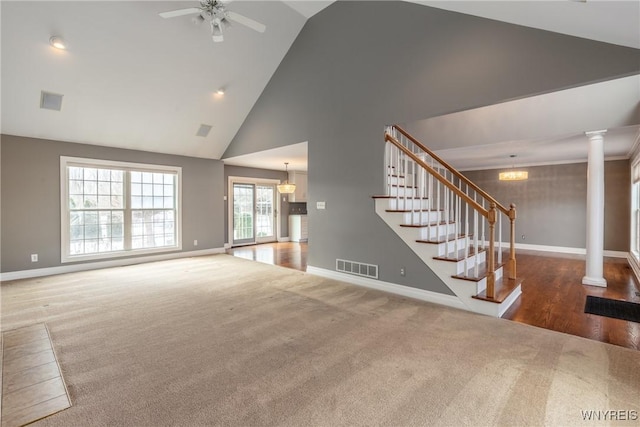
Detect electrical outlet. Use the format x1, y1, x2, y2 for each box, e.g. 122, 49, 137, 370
31, 254, 38, 262
400, 267, 405, 276
194, 240, 198, 246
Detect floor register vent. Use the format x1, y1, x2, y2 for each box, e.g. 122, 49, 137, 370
336, 259, 378, 279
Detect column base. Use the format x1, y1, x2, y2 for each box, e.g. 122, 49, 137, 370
582, 276, 607, 287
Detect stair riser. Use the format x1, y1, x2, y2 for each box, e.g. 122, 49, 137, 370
387, 198, 432, 211
389, 187, 418, 198
437, 238, 469, 254
387, 176, 413, 187
400, 211, 442, 224
471, 266, 503, 294
454, 251, 487, 275
418, 223, 457, 240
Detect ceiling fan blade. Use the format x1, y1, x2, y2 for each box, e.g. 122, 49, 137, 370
226, 11, 266, 33
159, 8, 202, 19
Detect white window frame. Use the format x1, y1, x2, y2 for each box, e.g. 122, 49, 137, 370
631, 158, 640, 261
60, 156, 182, 263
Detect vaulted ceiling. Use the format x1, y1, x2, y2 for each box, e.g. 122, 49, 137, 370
2, 1, 639, 168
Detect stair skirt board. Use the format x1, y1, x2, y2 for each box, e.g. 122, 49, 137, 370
306, 266, 468, 312
374, 198, 521, 317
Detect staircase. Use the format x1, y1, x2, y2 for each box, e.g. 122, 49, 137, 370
374, 125, 522, 317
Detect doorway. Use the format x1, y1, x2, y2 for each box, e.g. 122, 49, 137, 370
230, 179, 278, 246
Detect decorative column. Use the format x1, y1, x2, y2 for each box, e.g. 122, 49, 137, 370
582, 130, 607, 287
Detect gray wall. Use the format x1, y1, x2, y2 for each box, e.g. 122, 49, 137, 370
223, 2, 639, 295
1, 134, 225, 273
223, 165, 289, 243
462, 160, 630, 251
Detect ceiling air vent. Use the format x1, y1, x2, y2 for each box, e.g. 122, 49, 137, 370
40, 91, 63, 111
196, 124, 212, 137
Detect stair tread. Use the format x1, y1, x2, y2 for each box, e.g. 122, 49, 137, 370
472, 277, 523, 304
451, 261, 505, 282
434, 247, 485, 262
373, 195, 429, 200
400, 220, 452, 228
416, 233, 469, 243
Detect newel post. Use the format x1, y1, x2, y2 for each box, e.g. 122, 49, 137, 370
487, 203, 497, 299
508, 203, 517, 279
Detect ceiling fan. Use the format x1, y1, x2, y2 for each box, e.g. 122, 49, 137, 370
159, 0, 266, 43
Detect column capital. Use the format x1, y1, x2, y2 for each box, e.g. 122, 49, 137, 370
585, 129, 607, 138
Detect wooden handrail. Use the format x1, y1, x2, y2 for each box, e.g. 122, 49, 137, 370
392, 126, 510, 217
385, 134, 489, 217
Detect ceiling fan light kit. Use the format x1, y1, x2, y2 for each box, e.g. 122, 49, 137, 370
159, 0, 266, 44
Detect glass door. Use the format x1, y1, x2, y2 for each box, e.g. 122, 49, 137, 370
255, 185, 276, 243
232, 182, 277, 246
233, 183, 255, 245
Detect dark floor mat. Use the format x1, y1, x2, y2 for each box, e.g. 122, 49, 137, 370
584, 295, 640, 323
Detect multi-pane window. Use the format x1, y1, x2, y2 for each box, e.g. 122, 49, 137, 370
61, 157, 181, 262
130, 172, 176, 249
68, 167, 125, 255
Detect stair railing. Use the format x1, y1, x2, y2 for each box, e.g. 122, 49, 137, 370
384, 125, 517, 299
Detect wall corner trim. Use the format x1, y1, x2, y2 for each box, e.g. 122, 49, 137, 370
306, 265, 467, 312
0, 248, 226, 282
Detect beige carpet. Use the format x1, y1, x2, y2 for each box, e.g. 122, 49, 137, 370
1, 254, 639, 426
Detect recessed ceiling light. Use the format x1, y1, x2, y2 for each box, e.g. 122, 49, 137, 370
216, 88, 225, 95
49, 36, 66, 50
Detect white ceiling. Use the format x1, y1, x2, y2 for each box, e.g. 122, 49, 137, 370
416, 75, 640, 170
1, 1, 639, 171
224, 141, 308, 171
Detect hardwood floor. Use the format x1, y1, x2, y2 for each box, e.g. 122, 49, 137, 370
228, 243, 639, 350
503, 252, 640, 350
226, 242, 307, 272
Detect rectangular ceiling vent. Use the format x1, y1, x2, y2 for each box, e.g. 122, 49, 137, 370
336, 259, 378, 279
196, 124, 212, 137
40, 91, 63, 111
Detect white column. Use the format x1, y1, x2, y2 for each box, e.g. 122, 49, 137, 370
582, 130, 607, 287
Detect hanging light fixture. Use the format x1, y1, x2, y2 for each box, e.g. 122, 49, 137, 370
499, 155, 528, 181
277, 162, 296, 194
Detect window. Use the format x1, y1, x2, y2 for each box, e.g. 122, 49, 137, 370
61, 157, 181, 262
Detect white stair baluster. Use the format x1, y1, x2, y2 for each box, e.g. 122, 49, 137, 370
498, 213, 503, 264
474, 210, 479, 278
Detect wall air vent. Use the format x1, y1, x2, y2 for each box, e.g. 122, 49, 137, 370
40, 91, 63, 111
196, 124, 212, 137
336, 259, 378, 279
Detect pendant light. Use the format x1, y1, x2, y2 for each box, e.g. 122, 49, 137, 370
277, 162, 296, 194
499, 155, 528, 181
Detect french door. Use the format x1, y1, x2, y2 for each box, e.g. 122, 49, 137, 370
232, 182, 277, 246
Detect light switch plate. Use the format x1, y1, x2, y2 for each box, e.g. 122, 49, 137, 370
317, 201, 326, 210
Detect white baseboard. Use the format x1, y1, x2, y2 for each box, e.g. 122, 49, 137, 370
493, 242, 628, 259
627, 254, 640, 284
277, 237, 291, 243
224, 243, 232, 249
306, 265, 467, 311
0, 248, 226, 282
